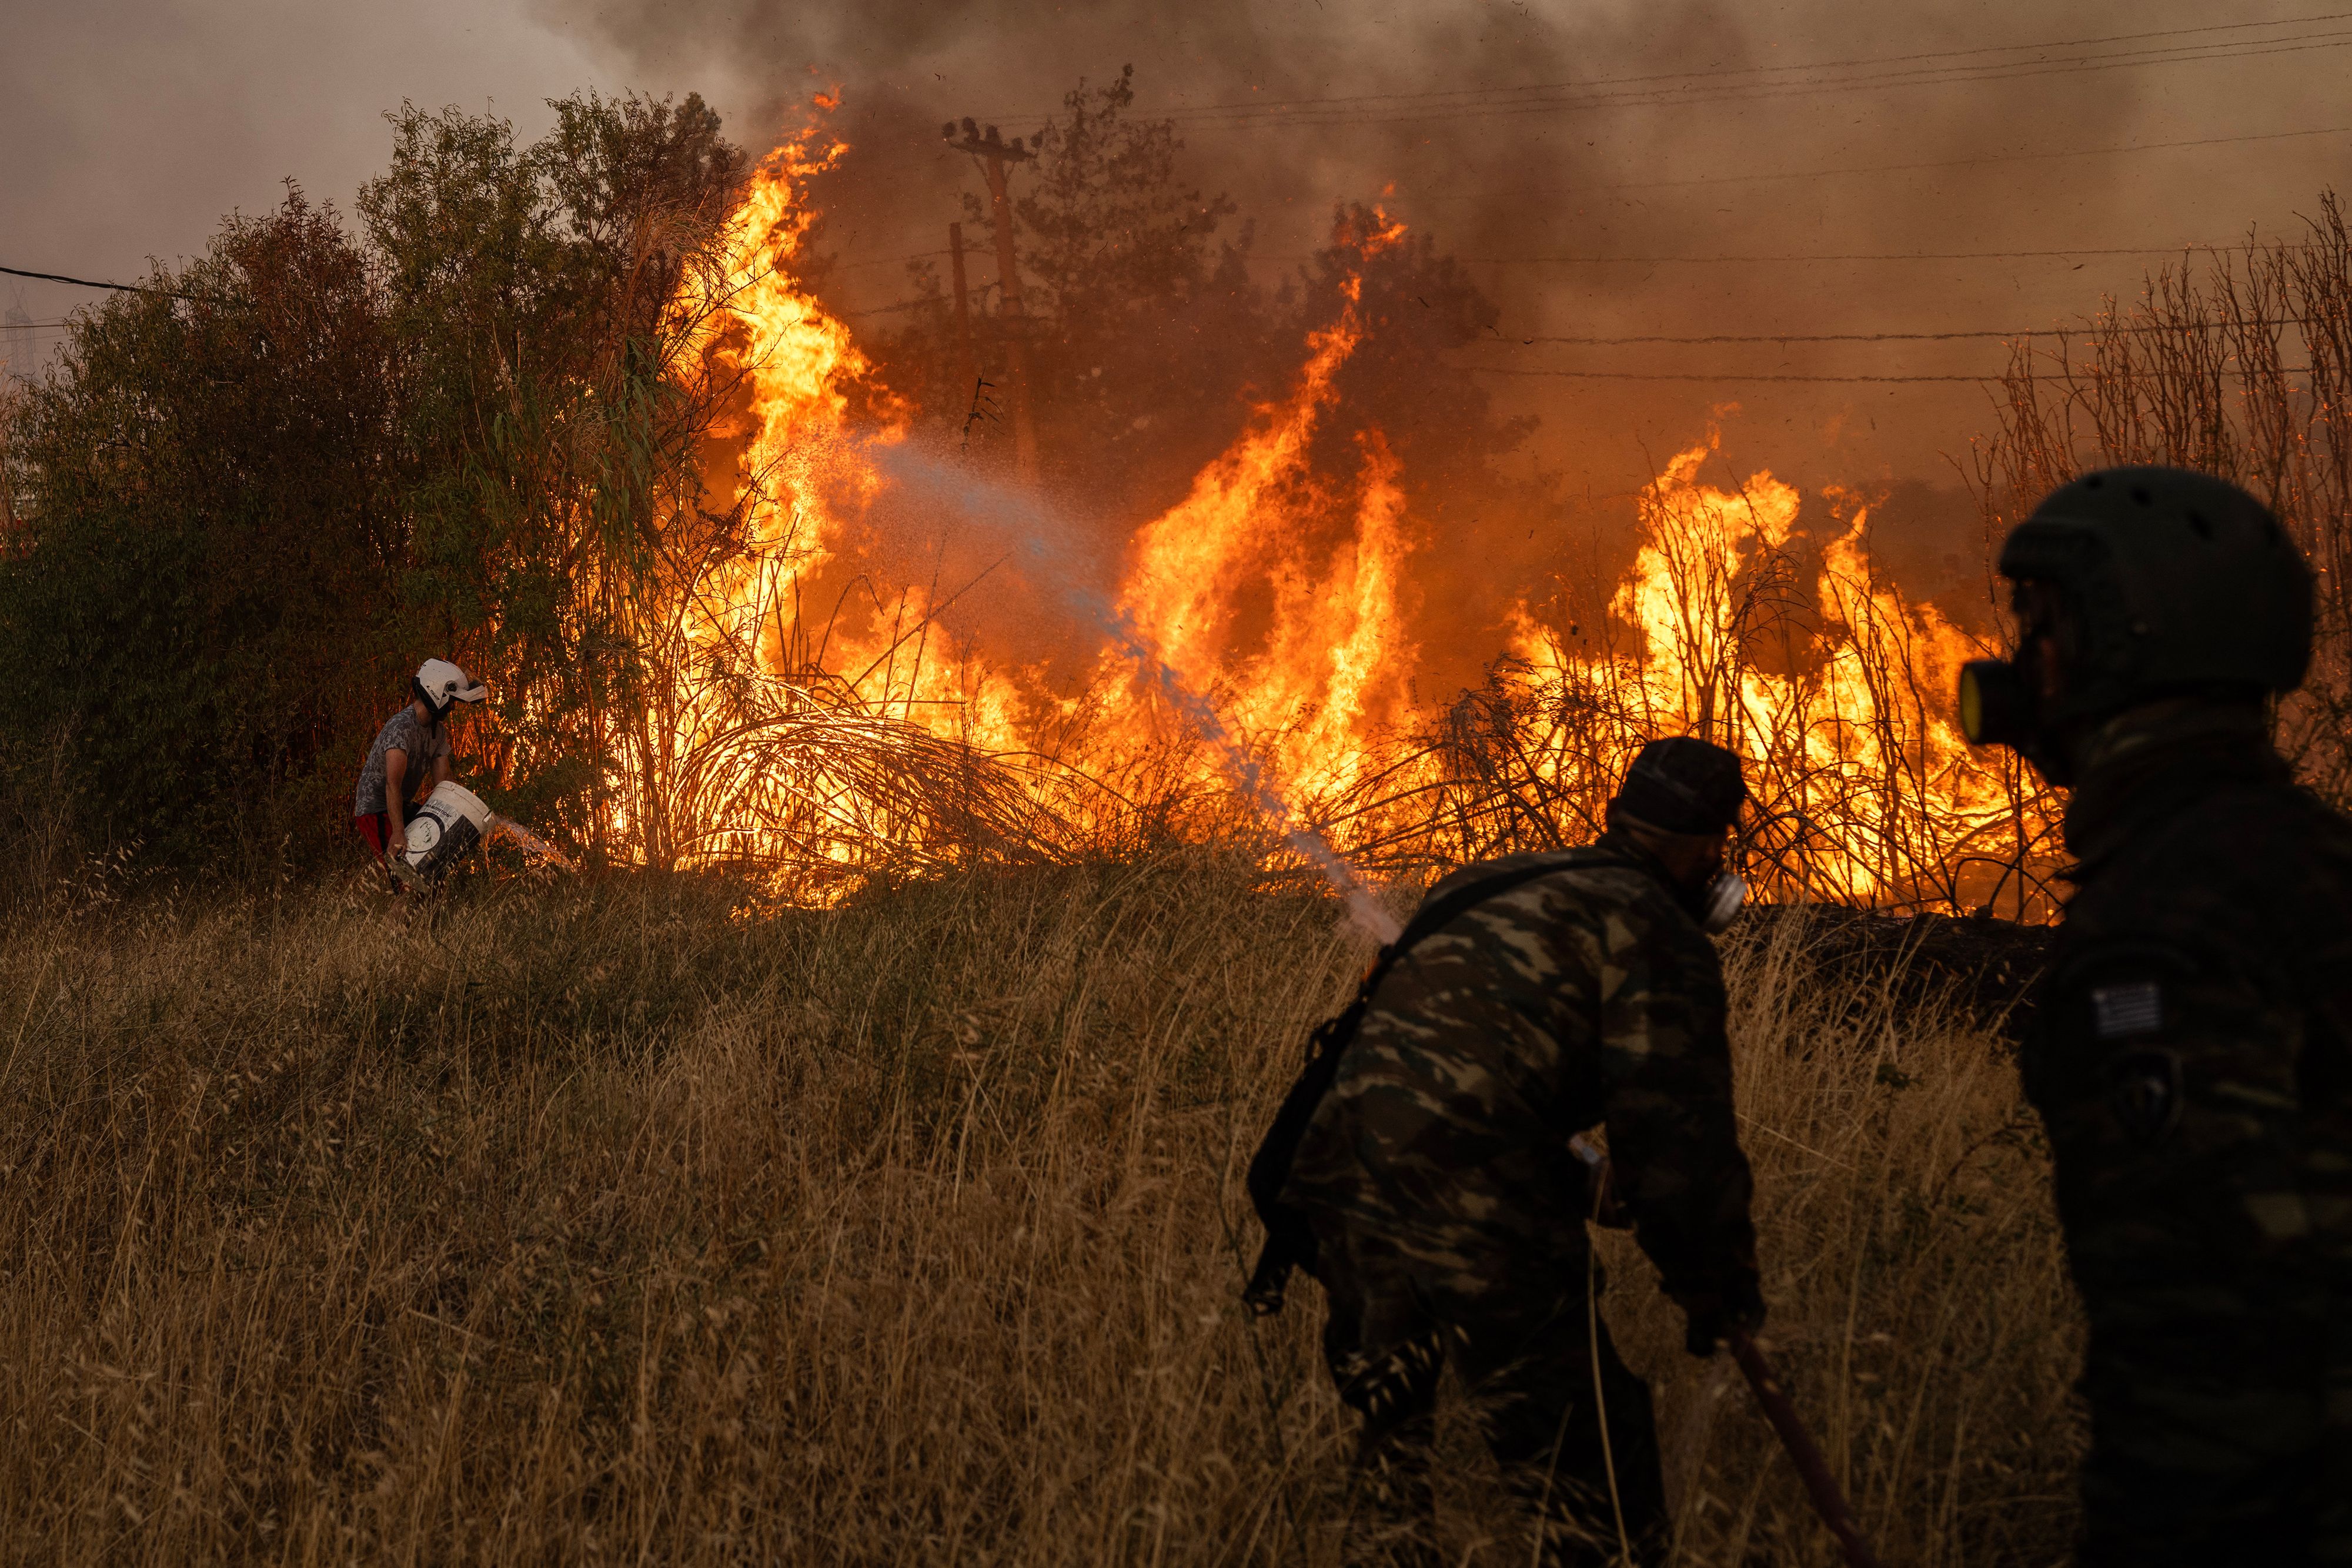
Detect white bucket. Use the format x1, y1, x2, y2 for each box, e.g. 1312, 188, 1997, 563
403, 780, 492, 881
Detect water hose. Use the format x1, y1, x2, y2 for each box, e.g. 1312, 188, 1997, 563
1726, 1329, 1885, 1568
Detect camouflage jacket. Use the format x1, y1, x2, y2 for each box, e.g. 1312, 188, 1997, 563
1282, 835, 1758, 1299
2025, 701, 2352, 1294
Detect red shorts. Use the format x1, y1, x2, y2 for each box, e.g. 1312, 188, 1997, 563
355, 813, 391, 862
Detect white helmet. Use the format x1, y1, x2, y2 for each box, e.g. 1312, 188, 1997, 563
416, 658, 487, 713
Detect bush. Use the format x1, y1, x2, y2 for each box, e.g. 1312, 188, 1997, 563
0, 94, 750, 878
0, 193, 403, 869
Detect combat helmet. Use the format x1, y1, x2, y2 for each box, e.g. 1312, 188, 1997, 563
1959, 466, 2313, 774
1610, 735, 1748, 835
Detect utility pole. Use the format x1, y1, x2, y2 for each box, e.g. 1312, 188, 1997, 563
947, 220, 978, 406
942, 118, 1039, 486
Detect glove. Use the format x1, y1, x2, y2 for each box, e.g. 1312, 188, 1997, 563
1672, 1271, 1765, 1358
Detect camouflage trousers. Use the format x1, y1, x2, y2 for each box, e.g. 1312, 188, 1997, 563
2075, 1276, 2352, 1566
1317, 1222, 1666, 1568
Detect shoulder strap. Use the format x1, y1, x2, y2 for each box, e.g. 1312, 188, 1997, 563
1345, 847, 1626, 1032
1241, 845, 1631, 1313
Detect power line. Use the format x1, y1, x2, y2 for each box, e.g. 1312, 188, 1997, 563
1465, 366, 1996, 383
1162, 32, 2352, 131
816, 235, 2253, 294
824, 121, 2352, 280
806, 238, 2323, 344
1200, 29, 2352, 125
1398, 124, 2352, 205
837, 295, 950, 319
1501, 326, 2132, 346
830, 248, 954, 272
1501, 328, 2036, 345
1496, 311, 2344, 346
1461, 363, 2320, 384
1139, 11, 2352, 122
1417, 242, 2277, 266
0, 263, 212, 302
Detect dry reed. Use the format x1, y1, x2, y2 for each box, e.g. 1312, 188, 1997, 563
1973, 189, 2352, 806
1, 867, 2079, 1564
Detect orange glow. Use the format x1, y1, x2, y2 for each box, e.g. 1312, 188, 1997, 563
639, 123, 2055, 915
1106, 211, 1413, 800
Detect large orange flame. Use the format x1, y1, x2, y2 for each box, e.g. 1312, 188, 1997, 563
652, 113, 2053, 915
1107, 211, 1414, 800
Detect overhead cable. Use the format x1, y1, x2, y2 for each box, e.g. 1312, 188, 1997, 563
1137, 11, 2352, 122
1498, 315, 2330, 344
1462, 365, 2318, 384
1466, 366, 1995, 383
1421, 242, 2278, 265
821, 122, 2352, 280
0, 263, 217, 302
1161, 34, 2352, 131
1398, 124, 2352, 205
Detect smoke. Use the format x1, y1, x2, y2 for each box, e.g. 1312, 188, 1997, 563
868, 437, 1403, 941
524, 0, 2203, 488
6, 0, 2340, 493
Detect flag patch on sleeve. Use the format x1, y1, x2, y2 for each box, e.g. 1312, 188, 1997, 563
2091, 982, 2163, 1039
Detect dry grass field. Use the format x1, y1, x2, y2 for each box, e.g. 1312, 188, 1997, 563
0, 863, 2082, 1564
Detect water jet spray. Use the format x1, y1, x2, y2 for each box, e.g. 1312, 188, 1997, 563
868, 443, 1402, 942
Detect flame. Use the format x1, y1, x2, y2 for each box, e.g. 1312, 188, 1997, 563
1491, 440, 2046, 910
706, 125, 870, 563
636, 124, 2053, 915
1108, 211, 1412, 798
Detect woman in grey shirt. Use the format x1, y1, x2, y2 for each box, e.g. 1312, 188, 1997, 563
354, 658, 486, 870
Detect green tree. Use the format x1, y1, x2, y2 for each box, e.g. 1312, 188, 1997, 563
0, 92, 753, 874
0, 189, 402, 867
868, 68, 1279, 519
359, 92, 748, 863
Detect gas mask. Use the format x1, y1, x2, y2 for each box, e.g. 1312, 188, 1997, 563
1956, 657, 2039, 750
1956, 582, 2077, 784
1957, 654, 2075, 784
1696, 870, 1748, 934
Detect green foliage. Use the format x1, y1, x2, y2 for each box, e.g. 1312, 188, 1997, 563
0, 67, 1558, 880
0, 192, 403, 866
0, 94, 749, 874
360, 98, 743, 860
360, 95, 747, 863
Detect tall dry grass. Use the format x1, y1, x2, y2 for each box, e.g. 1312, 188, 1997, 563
1, 867, 2078, 1564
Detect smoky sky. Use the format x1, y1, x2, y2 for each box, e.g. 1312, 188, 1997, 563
9, 1, 2352, 499
522, 0, 2352, 496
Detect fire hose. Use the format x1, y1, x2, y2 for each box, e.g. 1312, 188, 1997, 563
1726, 1328, 1885, 1568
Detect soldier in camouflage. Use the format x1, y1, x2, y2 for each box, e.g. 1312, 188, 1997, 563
1281, 737, 1763, 1566
1959, 466, 2352, 1564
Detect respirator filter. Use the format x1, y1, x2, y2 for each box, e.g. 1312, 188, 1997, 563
1698, 871, 1747, 935
1957, 658, 2037, 748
